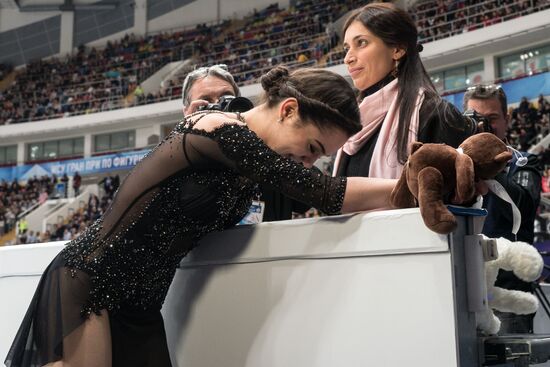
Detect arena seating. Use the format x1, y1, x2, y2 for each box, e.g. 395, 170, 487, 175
509, 94, 550, 152
0, 0, 364, 124
0, 23, 225, 124
0, 174, 120, 246
0, 175, 54, 243
410, 0, 550, 43
1, 0, 547, 125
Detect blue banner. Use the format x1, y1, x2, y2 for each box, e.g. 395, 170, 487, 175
0, 149, 150, 182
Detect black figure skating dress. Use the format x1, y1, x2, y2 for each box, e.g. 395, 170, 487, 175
5, 112, 346, 367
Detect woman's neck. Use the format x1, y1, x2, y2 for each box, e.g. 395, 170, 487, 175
241, 105, 274, 141
362, 73, 395, 98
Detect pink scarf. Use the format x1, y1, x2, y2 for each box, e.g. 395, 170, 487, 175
333, 79, 425, 179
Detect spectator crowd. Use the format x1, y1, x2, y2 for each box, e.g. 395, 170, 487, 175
1, 0, 362, 124
1, 0, 548, 124
8, 174, 120, 245
410, 0, 550, 43
0, 175, 54, 239
508, 94, 550, 153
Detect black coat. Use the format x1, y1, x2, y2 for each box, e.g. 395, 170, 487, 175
483, 153, 542, 293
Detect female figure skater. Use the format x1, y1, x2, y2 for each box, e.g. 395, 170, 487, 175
6, 66, 396, 367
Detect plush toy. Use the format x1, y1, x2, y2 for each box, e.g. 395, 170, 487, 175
477, 236, 543, 335
390, 133, 512, 234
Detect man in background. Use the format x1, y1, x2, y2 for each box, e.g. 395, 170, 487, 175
181, 64, 240, 116
464, 85, 542, 333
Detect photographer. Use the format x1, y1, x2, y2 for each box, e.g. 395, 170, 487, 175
181, 65, 309, 221
464, 84, 542, 334
181, 64, 241, 116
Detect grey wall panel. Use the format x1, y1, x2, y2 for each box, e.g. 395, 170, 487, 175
74, 0, 134, 46
148, 0, 173, 20
25, 45, 56, 61
0, 40, 19, 54
147, 0, 196, 20
76, 16, 98, 32
76, 29, 102, 45
18, 33, 50, 51
43, 15, 60, 29
0, 32, 16, 47
0, 43, 24, 67
0, 15, 60, 66
97, 21, 126, 38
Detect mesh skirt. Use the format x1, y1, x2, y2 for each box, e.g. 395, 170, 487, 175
4, 253, 172, 367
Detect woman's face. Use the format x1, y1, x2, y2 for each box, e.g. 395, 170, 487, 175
266, 101, 349, 168
274, 119, 348, 168
343, 21, 403, 91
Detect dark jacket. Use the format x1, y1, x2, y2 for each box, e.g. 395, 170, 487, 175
483, 153, 541, 293
482, 153, 541, 244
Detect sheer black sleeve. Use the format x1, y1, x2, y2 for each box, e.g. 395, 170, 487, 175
92, 115, 345, 253
177, 122, 347, 215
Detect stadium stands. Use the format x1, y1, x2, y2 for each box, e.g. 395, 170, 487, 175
45, 174, 118, 242
0, 0, 364, 124
520, 94, 550, 156
1, 0, 548, 125
0, 175, 54, 240
1, 174, 120, 245
410, 0, 550, 43
0, 23, 225, 124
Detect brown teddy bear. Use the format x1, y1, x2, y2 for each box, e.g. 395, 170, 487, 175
390, 133, 512, 234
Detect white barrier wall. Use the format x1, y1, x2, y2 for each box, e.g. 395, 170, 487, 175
162, 209, 461, 367
5, 209, 548, 366
0, 241, 68, 361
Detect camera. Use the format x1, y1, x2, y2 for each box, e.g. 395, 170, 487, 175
463, 109, 493, 134
197, 95, 254, 113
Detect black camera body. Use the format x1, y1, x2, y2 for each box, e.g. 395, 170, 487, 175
463, 109, 493, 134
197, 95, 254, 113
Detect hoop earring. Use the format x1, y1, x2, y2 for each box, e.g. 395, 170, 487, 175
391, 60, 399, 78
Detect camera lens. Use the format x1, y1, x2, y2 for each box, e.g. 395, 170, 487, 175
223, 96, 254, 113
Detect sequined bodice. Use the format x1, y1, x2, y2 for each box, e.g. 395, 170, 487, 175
61, 111, 347, 315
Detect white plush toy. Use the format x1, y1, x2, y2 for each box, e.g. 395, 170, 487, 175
477, 236, 544, 335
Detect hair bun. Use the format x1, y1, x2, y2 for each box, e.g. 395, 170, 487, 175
416, 43, 424, 53
261, 66, 290, 93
